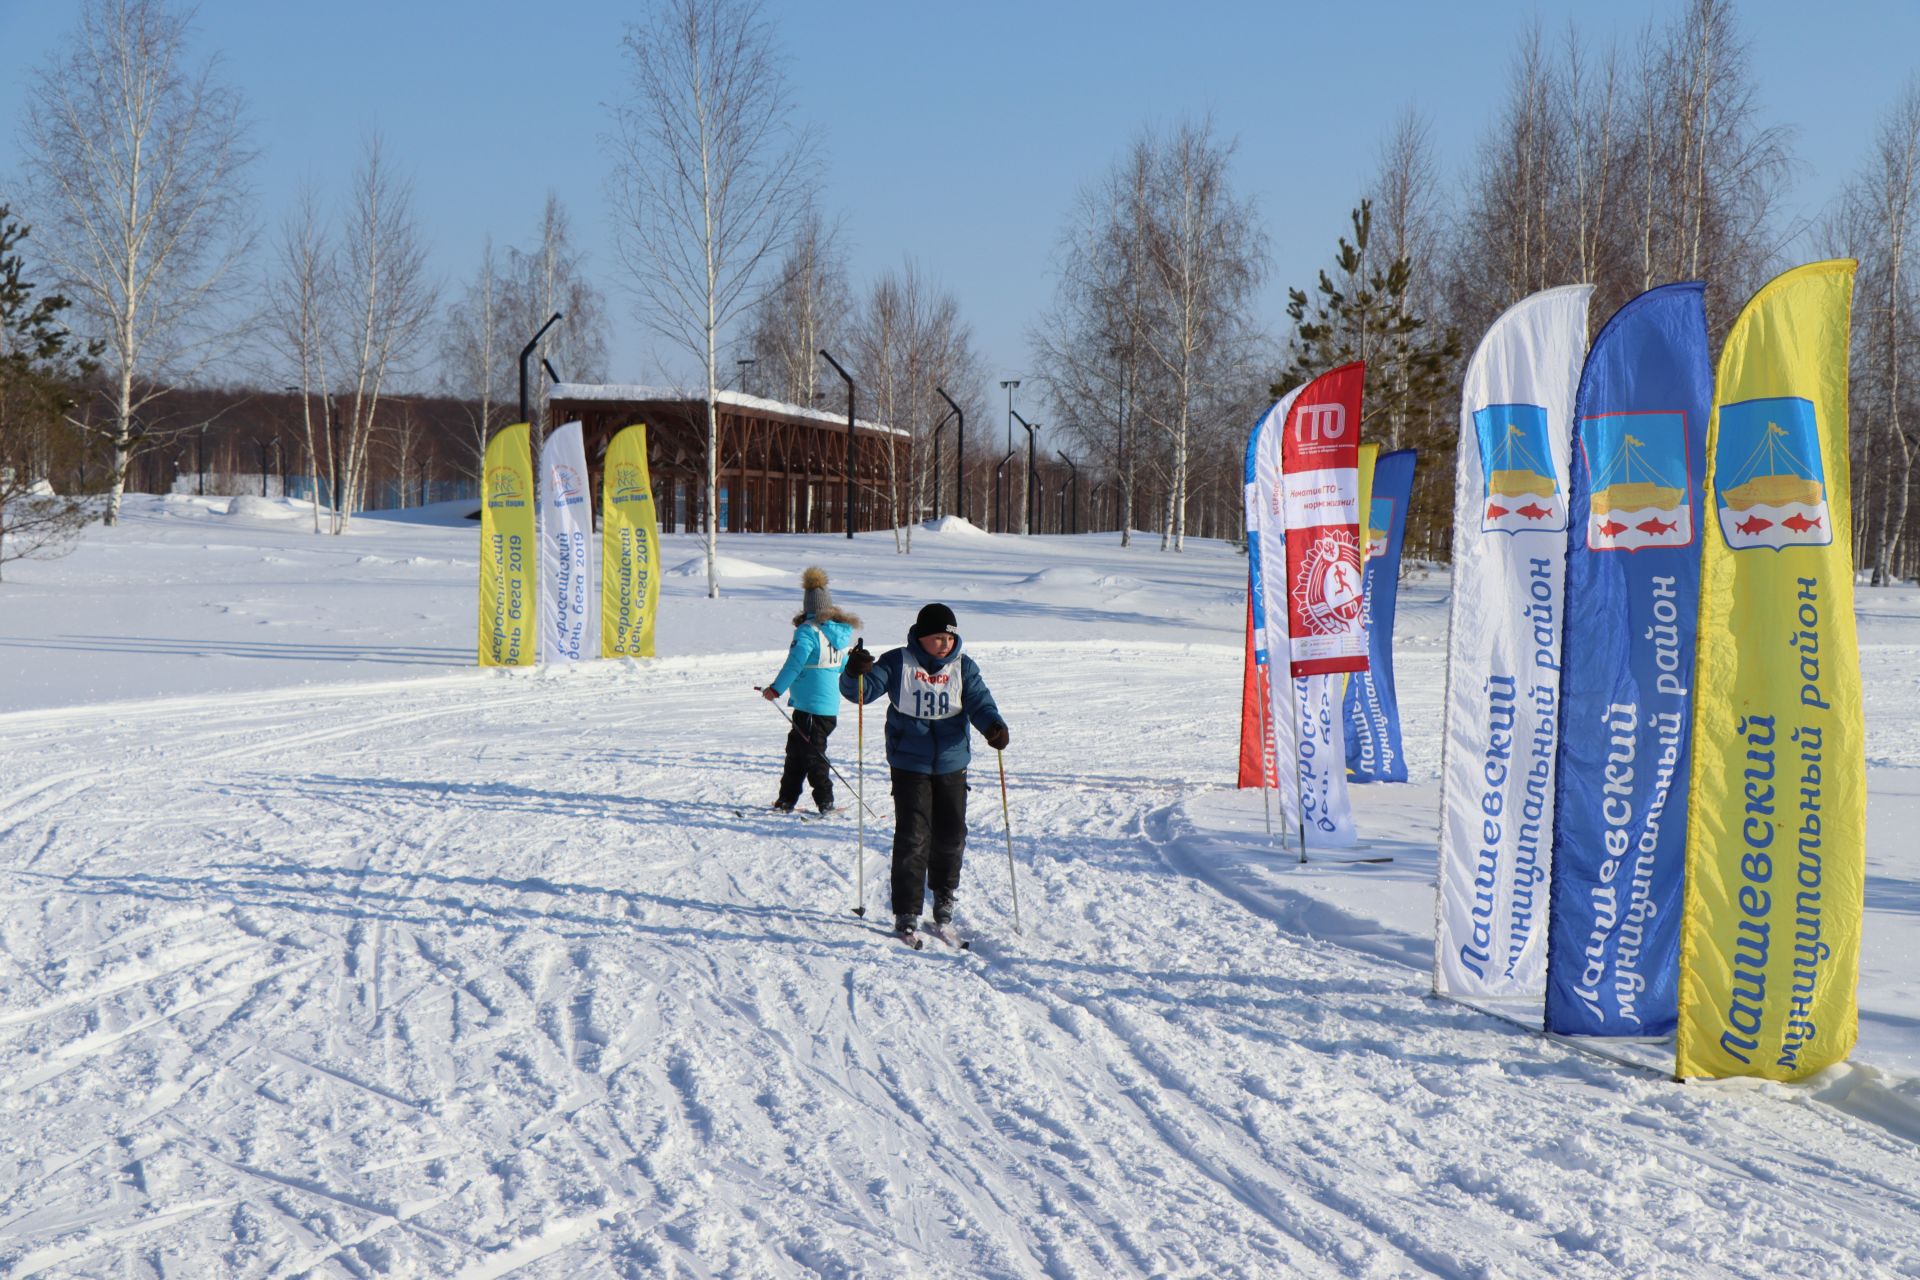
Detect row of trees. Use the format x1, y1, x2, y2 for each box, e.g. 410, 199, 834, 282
8, 0, 1918, 582
1029, 0, 1920, 579
607, 0, 1001, 587
0, 0, 615, 559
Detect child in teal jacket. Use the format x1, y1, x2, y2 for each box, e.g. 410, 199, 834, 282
762, 567, 860, 812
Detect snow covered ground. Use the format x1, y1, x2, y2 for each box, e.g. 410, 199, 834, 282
1, 494, 1918, 1277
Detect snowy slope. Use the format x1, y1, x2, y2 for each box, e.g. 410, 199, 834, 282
1, 500, 1918, 1277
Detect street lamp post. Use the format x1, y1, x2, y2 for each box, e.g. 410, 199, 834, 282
993, 448, 1017, 534
327, 393, 341, 532
931, 406, 956, 521
1010, 409, 1039, 535
818, 349, 856, 539
196, 424, 207, 496
519, 312, 562, 427
937, 386, 964, 524
1057, 451, 1078, 534
999, 379, 1020, 453
737, 358, 756, 393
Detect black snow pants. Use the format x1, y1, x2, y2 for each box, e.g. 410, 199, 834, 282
890, 767, 968, 920
777, 710, 837, 809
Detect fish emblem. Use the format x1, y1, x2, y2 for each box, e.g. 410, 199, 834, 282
1735, 515, 1773, 536
1636, 517, 1677, 536
1597, 519, 1628, 537
1517, 503, 1550, 521
1782, 512, 1823, 533
1486, 503, 1509, 519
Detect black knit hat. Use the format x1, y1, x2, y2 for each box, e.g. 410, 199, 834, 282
915, 602, 958, 635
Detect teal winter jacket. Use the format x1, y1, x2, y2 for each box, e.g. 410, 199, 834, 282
769, 615, 855, 716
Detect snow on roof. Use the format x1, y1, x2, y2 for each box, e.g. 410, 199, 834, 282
550, 383, 908, 438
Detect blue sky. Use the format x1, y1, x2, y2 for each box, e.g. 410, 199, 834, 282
2, 1, 1915, 394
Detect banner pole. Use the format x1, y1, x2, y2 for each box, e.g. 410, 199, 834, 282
1257, 662, 1275, 845
1293, 679, 1308, 865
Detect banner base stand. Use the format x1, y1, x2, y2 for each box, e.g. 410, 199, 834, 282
1433, 992, 1675, 1079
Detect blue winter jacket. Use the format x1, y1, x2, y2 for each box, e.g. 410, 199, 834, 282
769, 616, 854, 716
840, 626, 1006, 775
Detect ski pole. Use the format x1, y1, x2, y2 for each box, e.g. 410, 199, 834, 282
754, 688, 882, 821
855, 658, 867, 917
996, 748, 1023, 935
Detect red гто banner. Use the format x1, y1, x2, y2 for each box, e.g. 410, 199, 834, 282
1281, 363, 1370, 677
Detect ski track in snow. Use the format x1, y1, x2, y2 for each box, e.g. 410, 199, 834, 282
2, 644, 1918, 1278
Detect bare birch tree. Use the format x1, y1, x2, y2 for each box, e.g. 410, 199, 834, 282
609, 0, 819, 598
848, 259, 982, 553
1631, 0, 1792, 332
1829, 82, 1920, 584
1031, 140, 1154, 545
21, 0, 255, 525
439, 237, 510, 481
331, 136, 436, 531
505, 193, 609, 430
737, 208, 850, 406
264, 186, 338, 532
1134, 121, 1266, 552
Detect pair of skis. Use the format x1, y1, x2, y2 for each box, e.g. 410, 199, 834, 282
897, 921, 969, 952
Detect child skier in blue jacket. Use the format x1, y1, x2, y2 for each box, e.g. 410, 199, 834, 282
763, 567, 859, 813
840, 602, 1009, 941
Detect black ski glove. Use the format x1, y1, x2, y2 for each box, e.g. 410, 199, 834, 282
984, 723, 1010, 751
844, 643, 874, 679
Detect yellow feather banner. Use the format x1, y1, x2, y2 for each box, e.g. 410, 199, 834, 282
478, 423, 536, 667
601, 424, 661, 659
1676, 260, 1862, 1080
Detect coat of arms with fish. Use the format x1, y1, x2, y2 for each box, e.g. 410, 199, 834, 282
1713, 397, 1831, 551
1474, 404, 1564, 534
1577, 411, 1694, 551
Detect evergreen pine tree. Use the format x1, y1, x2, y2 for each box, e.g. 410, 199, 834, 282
0, 205, 101, 578
1274, 200, 1458, 447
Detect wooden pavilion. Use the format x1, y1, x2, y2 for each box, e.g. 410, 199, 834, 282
547, 384, 908, 534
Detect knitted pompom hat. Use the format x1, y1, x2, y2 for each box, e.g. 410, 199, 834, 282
801, 566, 833, 616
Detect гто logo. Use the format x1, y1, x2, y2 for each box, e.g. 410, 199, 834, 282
1292, 529, 1364, 635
